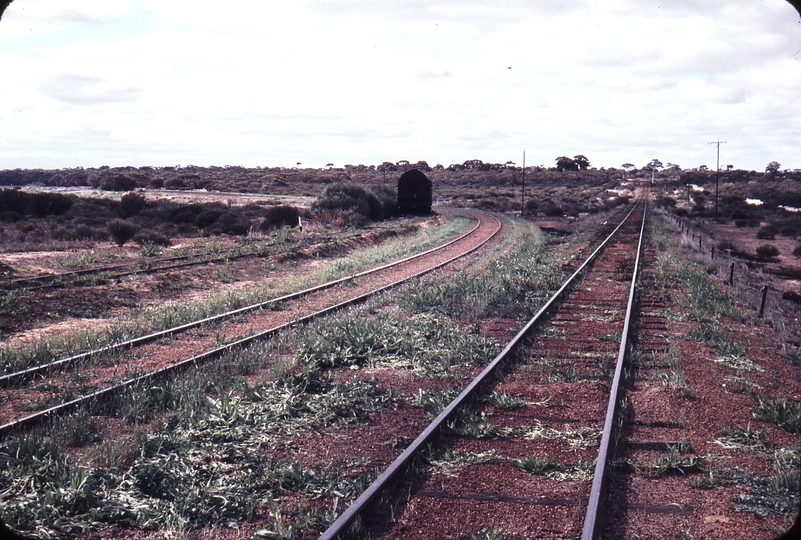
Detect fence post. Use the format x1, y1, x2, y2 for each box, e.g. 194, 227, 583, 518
698, 237, 702, 251
759, 285, 769, 317
729, 262, 735, 285
711, 247, 715, 259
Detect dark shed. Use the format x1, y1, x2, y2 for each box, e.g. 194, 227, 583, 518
397, 169, 432, 214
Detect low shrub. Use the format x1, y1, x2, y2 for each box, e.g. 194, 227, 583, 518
311, 183, 385, 225
371, 185, 397, 218
262, 205, 299, 230
163, 177, 185, 189
195, 210, 222, 228
108, 219, 139, 246
793, 244, 801, 258
119, 191, 146, 217
30, 192, 73, 217
203, 212, 248, 236
756, 244, 780, 259
133, 230, 171, 246
100, 174, 137, 192
757, 227, 776, 240
717, 240, 736, 252
657, 196, 676, 208
544, 204, 564, 217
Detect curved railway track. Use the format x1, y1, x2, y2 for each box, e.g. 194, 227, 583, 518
0, 228, 395, 292
319, 200, 648, 540
0, 211, 501, 434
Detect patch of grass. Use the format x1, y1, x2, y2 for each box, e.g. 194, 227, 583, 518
633, 444, 705, 478
0, 289, 25, 317
689, 470, 725, 489
468, 527, 510, 540
139, 242, 162, 257
652, 345, 693, 397
675, 264, 738, 322
297, 310, 496, 375
714, 423, 772, 453
276, 462, 372, 498
412, 388, 460, 416
215, 267, 232, 283
735, 450, 800, 519
400, 230, 560, 323
63, 409, 102, 447
484, 391, 526, 410
426, 449, 498, 476
542, 364, 581, 383
689, 325, 748, 358
515, 455, 557, 475
514, 455, 595, 481
752, 397, 801, 433
524, 422, 601, 451
446, 409, 505, 439
57, 251, 98, 269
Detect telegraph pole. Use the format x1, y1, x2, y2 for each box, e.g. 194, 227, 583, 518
520, 149, 526, 216
708, 140, 726, 221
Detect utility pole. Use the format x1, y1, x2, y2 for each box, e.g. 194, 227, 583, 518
520, 149, 526, 216
708, 140, 726, 221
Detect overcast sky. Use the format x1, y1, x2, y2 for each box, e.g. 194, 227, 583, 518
1, 0, 800, 172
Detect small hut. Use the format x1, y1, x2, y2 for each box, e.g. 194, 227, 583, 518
397, 169, 432, 214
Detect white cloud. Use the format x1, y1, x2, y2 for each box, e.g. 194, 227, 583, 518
0, 0, 799, 170
1, 0, 137, 35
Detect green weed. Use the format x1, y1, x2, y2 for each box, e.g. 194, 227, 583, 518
634, 444, 704, 477
652, 345, 693, 397
752, 397, 801, 433
735, 450, 800, 518
543, 365, 581, 383
468, 527, 510, 540
515, 455, 557, 475
484, 391, 526, 410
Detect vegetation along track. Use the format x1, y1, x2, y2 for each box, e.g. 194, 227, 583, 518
320, 199, 647, 539
0, 227, 404, 292
0, 211, 500, 433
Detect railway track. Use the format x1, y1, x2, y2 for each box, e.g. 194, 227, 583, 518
319, 199, 648, 540
0, 228, 395, 292
0, 211, 501, 434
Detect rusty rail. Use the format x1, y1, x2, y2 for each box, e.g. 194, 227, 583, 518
0, 214, 501, 436
318, 201, 643, 540
581, 199, 647, 539
0, 213, 483, 388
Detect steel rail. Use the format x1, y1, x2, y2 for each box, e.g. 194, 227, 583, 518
0, 213, 483, 388
0, 215, 501, 436
581, 198, 648, 539
318, 201, 643, 540
0, 253, 194, 290
0, 230, 388, 291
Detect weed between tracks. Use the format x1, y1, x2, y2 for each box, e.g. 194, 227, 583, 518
515, 454, 595, 481
0, 214, 572, 537
632, 443, 705, 478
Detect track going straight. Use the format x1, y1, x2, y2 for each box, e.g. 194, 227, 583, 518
320, 200, 648, 540
0, 211, 501, 435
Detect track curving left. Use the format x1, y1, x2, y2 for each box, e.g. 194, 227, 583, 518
0, 211, 502, 435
